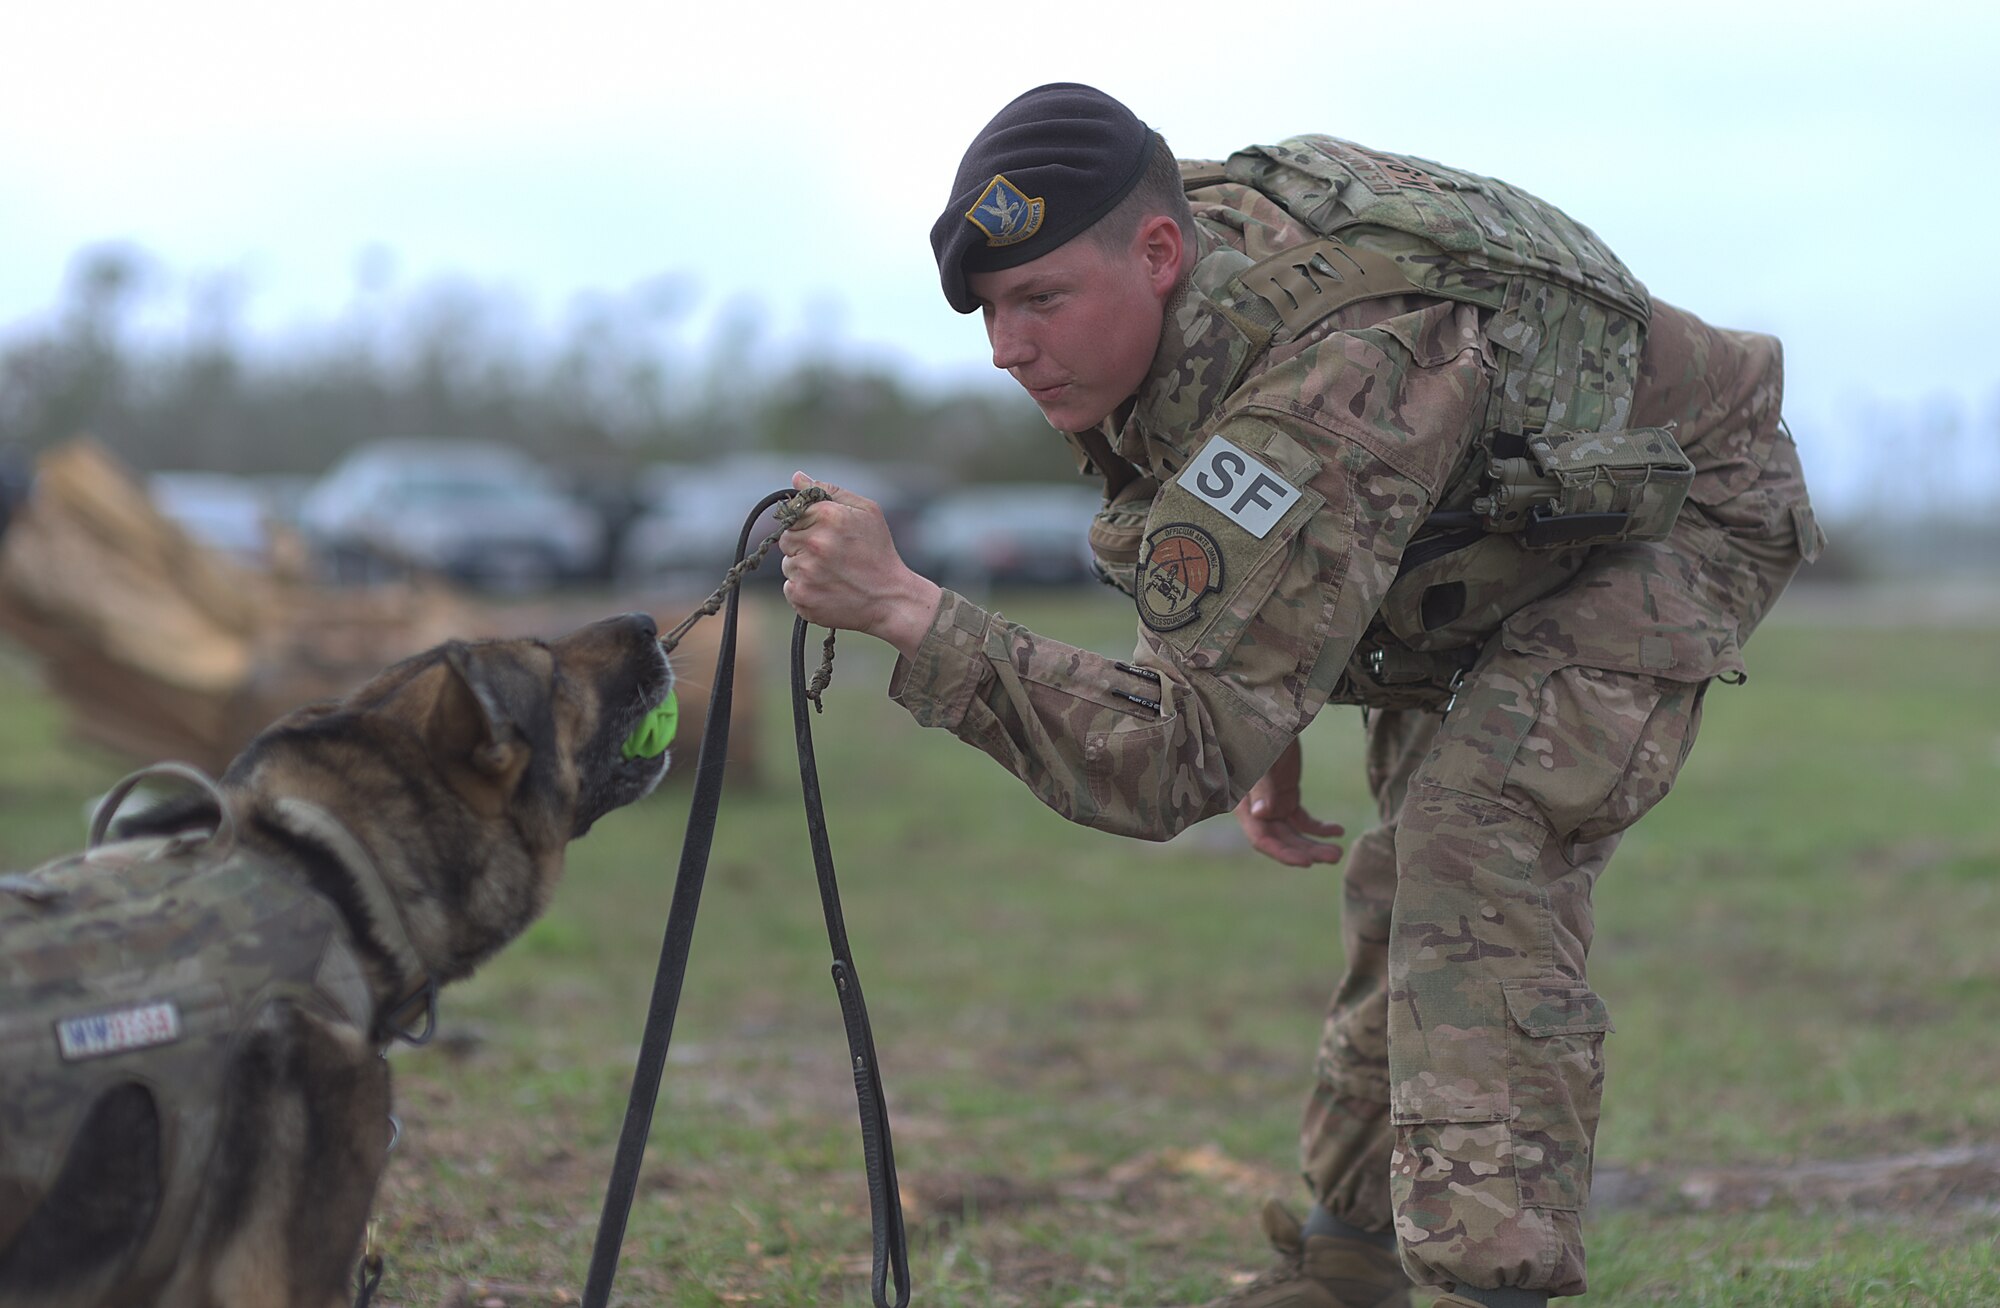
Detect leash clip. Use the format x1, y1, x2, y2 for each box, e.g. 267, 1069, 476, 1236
389, 977, 439, 1047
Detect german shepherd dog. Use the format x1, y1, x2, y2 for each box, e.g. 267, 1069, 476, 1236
0, 612, 674, 1307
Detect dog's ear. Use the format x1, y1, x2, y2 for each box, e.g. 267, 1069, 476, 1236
428, 642, 534, 805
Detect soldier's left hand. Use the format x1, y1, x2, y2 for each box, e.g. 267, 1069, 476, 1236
1234, 739, 1344, 867
780, 471, 942, 658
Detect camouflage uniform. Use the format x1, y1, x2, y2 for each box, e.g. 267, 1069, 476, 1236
894, 136, 1821, 1295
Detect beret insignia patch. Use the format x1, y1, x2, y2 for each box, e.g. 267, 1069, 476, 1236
966, 174, 1045, 247
1137, 524, 1223, 632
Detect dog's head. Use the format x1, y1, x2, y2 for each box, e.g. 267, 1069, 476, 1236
124, 611, 674, 984
426, 611, 677, 842
252, 608, 673, 832
424, 612, 677, 842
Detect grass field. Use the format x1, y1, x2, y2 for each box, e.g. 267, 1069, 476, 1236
3, 586, 1997, 1306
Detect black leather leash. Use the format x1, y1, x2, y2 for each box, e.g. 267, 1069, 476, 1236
582, 488, 910, 1308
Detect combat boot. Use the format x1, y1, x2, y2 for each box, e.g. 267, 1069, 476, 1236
1432, 1291, 1548, 1308
1204, 1199, 1412, 1308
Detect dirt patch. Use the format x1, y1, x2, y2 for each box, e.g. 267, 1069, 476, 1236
1593, 1145, 2000, 1217
904, 1172, 1062, 1231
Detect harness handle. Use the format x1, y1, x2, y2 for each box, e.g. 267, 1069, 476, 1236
86, 761, 237, 857
583, 489, 910, 1308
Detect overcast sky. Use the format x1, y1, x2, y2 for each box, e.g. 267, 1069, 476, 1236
5, 0, 1996, 510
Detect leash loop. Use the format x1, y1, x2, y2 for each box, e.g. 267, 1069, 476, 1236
583, 487, 909, 1308
791, 615, 911, 1306
655, 484, 837, 710
657, 485, 824, 634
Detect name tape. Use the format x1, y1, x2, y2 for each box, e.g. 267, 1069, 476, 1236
1178, 435, 1301, 538
56, 1000, 183, 1061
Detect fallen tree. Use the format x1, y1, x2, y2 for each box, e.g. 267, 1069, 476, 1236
0, 440, 751, 781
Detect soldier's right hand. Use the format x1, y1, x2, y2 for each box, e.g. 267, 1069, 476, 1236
779, 471, 942, 660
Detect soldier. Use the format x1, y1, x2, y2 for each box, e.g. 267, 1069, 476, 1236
778, 83, 1822, 1307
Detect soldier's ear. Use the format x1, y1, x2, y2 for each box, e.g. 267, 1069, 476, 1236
431, 642, 531, 785
1134, 213, 1185, 301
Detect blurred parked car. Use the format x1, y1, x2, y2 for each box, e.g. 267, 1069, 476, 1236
905, 484, 1103, 592
299, 440, 603, 592
618, 454, 921, 592
148, 471, 280, 568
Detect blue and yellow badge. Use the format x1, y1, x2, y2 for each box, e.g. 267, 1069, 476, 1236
966, 174, 1045, 247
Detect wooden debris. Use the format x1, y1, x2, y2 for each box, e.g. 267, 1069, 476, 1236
0, 440, 755, 781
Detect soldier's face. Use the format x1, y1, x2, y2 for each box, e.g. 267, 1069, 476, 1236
968, 217, 1182, 433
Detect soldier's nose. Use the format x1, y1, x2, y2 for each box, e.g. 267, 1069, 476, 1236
988, 317, 1035, 371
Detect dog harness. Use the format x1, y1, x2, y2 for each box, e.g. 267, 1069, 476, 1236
0, 764, 406, 1292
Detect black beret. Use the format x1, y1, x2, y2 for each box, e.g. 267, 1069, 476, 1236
930, 83, 1154, 314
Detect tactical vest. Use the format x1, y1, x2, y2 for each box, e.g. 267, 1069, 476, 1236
0, 765, 378, 1290
1087, 136, 1694, 707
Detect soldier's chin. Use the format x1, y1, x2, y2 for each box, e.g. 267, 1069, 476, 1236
1026, 385, 1111, 435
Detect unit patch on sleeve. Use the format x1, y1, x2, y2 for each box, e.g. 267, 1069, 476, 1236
1137, 524, 1223, 632
1178, 435, 1302, 538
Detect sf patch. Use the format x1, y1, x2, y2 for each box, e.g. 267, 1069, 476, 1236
1179, 433, 1301, 538
1138, 524, 1222, 632
967, 174, 1044, 247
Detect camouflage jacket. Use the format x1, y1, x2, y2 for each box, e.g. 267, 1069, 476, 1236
891, 135, 1809, 839
0, 776, 383, 1279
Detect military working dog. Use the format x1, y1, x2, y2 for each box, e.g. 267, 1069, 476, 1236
0, 611, 675, 1308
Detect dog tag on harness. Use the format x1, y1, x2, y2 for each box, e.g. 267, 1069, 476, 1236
56, 1000, 182, 1061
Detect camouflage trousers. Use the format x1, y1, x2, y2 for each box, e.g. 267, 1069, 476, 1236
1298, 429, 1817, 1296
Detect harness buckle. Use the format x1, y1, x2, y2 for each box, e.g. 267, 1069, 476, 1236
1442, 667, 1469, 715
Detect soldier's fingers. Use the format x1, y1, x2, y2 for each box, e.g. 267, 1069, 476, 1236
1280, 839, 1340, 867
1299, 839, 1343, 866
790, 471, 859, 519
1244, 819, 1323, 868
794, 469, 872, 510
1272, 820, 1344, 865
1250, 834, 1314, 868
1291, 814, 1345, 838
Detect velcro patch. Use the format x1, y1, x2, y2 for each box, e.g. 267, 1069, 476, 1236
1137, 524, 1222, 632
56, 1000, 182, 1061
1176, 435, 1302, 538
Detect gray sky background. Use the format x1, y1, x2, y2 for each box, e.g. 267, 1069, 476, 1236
4, 0, 1996, 512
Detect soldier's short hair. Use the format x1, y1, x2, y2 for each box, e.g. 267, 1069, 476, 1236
1082, 132, 1195, 261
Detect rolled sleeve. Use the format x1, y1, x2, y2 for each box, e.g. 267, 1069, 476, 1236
887, 588, 993, 731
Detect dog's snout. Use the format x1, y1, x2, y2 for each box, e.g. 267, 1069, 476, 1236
593, 611, 656, 643
554, 612, 663, 661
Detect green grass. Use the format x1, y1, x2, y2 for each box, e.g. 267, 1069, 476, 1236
4, 590, 1997, 1305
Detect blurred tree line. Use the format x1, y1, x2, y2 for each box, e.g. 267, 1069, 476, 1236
0, 243, 1068, 489
7, 243, 1999, 582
